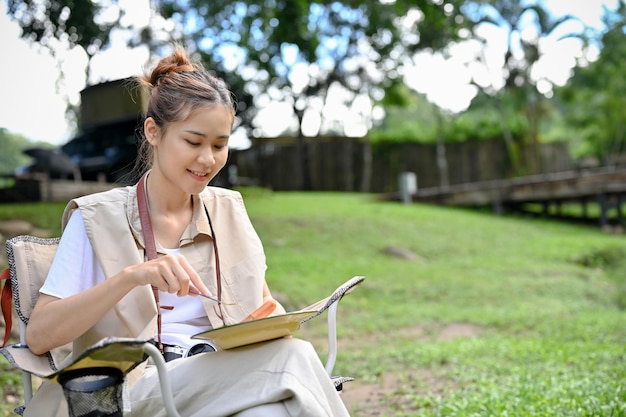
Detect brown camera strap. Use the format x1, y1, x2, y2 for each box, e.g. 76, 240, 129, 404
136, 174, 166, 352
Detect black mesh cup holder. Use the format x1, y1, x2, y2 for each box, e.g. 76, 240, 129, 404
58, 367, 124, 417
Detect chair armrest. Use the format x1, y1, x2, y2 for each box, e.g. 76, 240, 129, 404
298, 276, 365, 376
142, 343, 182, 417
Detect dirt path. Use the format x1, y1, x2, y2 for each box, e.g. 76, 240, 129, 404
339, 322, 482, 415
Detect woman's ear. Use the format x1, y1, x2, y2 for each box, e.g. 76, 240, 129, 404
144, 117, 160, 145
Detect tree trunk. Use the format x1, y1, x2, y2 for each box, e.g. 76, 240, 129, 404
496, 101, 520, 176
435, 108, 449, 188
360, 139, 372, 193
295, 108, 313, 190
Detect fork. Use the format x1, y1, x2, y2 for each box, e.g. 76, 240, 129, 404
188, 289, 220, 303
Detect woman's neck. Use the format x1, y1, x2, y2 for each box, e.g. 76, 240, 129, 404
145, 172, 192, 216
144, 172, 194, 248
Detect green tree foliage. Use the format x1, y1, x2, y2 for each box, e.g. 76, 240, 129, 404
7, 0, 124, 138
370, 88, 527, 144
155, 0, 473, 138
466, 0, 579, 173
370, 86, 440, 144
7, 0, 118, 57
8, 0, 475, 138
557, 3, 626, 163
0, 129, 48, 176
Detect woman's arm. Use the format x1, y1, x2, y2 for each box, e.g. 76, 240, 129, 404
26, 209, 213, 355
26, 254, 213, 355
26, 270, 137, 355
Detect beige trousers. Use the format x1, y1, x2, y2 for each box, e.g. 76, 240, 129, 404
129, 338, 349, 417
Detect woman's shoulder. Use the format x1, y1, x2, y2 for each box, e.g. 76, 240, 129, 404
72, 185, 134, 206
62, 185, 135, 229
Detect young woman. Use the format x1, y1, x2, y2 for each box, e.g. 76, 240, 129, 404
23, 46, 351, 417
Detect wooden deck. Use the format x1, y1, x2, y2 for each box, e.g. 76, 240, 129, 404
397, 166, 626, 227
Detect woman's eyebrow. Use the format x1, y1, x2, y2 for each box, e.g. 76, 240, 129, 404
184, 129, 206, 137
184, 129, 230, 139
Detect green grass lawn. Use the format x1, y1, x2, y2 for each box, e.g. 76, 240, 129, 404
1, 190, 625, 416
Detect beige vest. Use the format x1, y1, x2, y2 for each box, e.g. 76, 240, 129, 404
62, 184, 267, 379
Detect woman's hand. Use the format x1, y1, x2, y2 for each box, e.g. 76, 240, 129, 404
125, 254, 212, 298
242, 299, 277, 322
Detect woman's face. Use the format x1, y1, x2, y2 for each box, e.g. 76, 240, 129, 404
145, 105, 232, 195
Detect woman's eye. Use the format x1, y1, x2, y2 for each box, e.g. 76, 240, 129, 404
185, 139, 200, 147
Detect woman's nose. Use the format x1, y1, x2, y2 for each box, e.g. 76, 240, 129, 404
198, 147, 215, 165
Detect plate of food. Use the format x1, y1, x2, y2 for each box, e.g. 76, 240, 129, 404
192, 310, 318, 350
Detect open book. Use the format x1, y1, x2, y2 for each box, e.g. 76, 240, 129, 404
192, 276, 365, 350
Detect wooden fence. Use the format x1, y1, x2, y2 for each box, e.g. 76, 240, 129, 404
232, 136, 574, 193
1, 137, 573, 203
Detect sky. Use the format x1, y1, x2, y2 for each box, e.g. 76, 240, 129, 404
0, 0, 619, 149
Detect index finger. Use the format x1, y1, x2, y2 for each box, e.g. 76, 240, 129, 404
178, 255, 213, 298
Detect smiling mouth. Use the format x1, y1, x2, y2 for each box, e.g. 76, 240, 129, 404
189, 170, 209, 178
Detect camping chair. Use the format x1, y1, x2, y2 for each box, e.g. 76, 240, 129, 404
1, 234, 364, 416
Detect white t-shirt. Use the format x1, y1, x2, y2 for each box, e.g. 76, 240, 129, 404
40, 210, 212, 349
